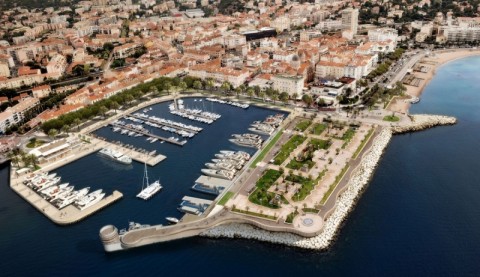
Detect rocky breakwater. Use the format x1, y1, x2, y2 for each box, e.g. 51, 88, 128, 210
200, 128, 393, 250
392, 114, 457, 134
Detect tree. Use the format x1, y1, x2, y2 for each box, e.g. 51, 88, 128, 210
48, 129, 58, 140
99, 106, 108, 117
205, 79, 214, 90
125, 95, 134, 105
60, 124, 70, 134
302, 94, 313, 108
221, 81, 231, 93
247, 87, 254, 99
178, 81, 187, 92
271, 90, 279, 104
73, 118, 81, 131
279, 92, 289, 104
292, 92, 299, 101
164, 83, 172, 95
111, 101, 120, 113
193, 80, 203, 90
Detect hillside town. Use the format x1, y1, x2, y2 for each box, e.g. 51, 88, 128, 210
0, 0, 478, 139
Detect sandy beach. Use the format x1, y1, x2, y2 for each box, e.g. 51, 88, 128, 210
388, 49, 480, 114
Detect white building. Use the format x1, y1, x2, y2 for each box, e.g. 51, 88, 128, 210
272, 75, 304, 96
341, 8, 359, 35
224, 35, 246, 49
0, 97, 39, 133
271, 16, 291, 32
46, 54, 67, 74
368, 28, 398, 43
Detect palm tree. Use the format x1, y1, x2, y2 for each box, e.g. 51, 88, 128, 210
28, 154, 38, 169
271, 90, 279, 104
124, 94, 134, 105
48, 129, 58, 140
205, 79, 214, 91
193, 80, 203, 90
73, 118, 81, 131
246, 87, 254, 99
164, 83, 172, 95
178, 81, 187, 92
258, 90, 265, 101
302, 94, 313, 108
280, 91, 289, 104
292, 92, 299, 101
238, 84, 246, 95
234, 86, 242, 98
60, 124, 70, 134
99, 106, 108, 118
111, 101, 120, 113
221, 81, 231, 94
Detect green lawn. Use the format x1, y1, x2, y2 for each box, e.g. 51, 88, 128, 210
287, 171, 326, 202
286, 139, 330, 170
302, 208, 320, 214
26, 140, 46, 148
320, 165, 350, 205
273, 135, 306, 165
287, 158, 315, 170
311, 123, 327, 135
218, 191, 234, 205
285, 210, 299, 224
310, 138, 331, 150
340, 128, 356, 149
248, 169, 284, 209
295, 119, 312, 132
250, 128, 283, 168
383, 115, 400, 122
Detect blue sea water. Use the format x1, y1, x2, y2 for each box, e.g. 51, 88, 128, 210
1, 57, 480, 276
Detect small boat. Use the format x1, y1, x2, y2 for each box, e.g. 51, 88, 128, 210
166, 217, 180, 224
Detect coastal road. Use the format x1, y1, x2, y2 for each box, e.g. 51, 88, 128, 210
387, 52, 426, 87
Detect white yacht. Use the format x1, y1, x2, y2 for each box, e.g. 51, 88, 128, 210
98, 148, 132, 165
137, 163, 162, 200
75, 189, 105, 210
205, 162, 236, 171
166, 217, 180, 224
201, 169, 235, 180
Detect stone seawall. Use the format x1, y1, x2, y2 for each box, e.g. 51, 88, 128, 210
392, 114, 457, 134
200, 128, 393, 249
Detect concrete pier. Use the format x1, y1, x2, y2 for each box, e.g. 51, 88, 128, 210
88, 135, 166, 166
110, 123, 186, 146
10, 178, 123, 225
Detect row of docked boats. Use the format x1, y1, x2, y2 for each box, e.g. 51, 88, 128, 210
23, 172, 105, 210
249, 121, 275, 135
229, 133, 264, 149
201, 150, 251, 180
170, 109, 215, 124
206, 97, 249, 109
134, 112, 203, 132
112, 126, 144, 137
98, 147, 132, 164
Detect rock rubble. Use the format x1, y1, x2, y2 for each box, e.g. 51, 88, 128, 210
391, 114, 456, 134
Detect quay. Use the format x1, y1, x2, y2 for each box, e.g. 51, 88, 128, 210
10, 174, 123, 225
128, 114, 201, 134
109, 123, 186, 146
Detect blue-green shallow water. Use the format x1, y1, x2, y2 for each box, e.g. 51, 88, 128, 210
1, 56, 480, 276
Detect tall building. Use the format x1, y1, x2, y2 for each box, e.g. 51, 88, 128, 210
341, 8, 359, 35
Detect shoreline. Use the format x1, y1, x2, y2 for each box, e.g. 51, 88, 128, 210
389, 49, 480, 114
200, 114, 457, 249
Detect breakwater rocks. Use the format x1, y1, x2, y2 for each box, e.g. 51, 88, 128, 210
200, 128, 393, 249
391, 114, 457, 134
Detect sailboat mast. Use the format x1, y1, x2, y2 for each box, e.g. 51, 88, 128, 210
143, 163, 149, 189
